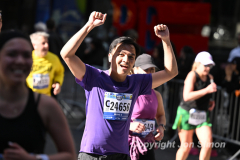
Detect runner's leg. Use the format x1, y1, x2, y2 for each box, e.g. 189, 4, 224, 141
176, 129, 194, 160
195, 126, 212, 160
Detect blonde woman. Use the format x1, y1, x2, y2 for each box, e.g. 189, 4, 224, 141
172, 51, 217, 160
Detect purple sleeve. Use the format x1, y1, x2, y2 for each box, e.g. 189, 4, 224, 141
138, 74, 152, 96
75, 64, 101, 90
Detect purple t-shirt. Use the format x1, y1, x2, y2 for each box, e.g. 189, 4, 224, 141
76, 64, 152, 155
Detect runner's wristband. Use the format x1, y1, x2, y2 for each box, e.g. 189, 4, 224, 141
36, 154, 49, 160
210, 79, 214, 83
158, 124, 166, 130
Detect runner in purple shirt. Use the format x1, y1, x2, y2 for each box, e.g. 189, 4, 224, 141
61, 11, 178, 160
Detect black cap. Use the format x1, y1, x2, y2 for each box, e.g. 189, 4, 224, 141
230, 57, 240, 65
135, 53, 159, 70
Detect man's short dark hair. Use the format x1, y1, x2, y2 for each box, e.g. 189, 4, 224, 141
123, 29, 139, 42
109, 36, 140, 58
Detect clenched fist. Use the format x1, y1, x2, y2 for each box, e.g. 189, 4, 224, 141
87, 11, 107, 27
154, 24, 170, 41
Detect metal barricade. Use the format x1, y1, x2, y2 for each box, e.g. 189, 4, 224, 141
157, 79, 240, 159
210, 87, 240, 160
156, 79, 184, 143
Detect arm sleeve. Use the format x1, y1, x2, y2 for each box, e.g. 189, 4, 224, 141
138, 74, 152, 96
75, 64, 101, 90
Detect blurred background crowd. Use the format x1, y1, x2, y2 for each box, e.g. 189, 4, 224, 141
1, 0, 240, 86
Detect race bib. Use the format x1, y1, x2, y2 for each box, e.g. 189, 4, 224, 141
132, 119, 155, 137
188, 108, 207, 125
103, 92, 132, 121
33, 74, 50, 89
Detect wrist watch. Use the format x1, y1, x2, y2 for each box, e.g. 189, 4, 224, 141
158, 124, 166, 130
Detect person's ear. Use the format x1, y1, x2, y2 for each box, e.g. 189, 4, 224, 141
133, 67, 138, 74
33, 44, 37, 50
31, 41, 37, 50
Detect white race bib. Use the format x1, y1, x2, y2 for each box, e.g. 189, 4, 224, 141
132, 119, 155, 137
33, 74, 50, 89
188, 108, 207, 125
103, 92, 132, 121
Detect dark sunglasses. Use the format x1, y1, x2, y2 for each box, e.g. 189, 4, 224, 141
204, 64, 213, 69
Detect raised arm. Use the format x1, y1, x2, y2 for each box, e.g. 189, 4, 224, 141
183, 71, 217, 101
152, 24, 178, 89
60, 11, 107, 80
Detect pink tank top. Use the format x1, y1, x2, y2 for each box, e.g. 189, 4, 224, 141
131, 89, 158, 120
128, 89, 158, 147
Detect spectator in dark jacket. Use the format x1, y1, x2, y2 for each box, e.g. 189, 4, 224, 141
78, 37, 107, 68
222, 57, 240, 93
176, 46, 195, 80
46, 19, 64, 60
152, 41, 177, 71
